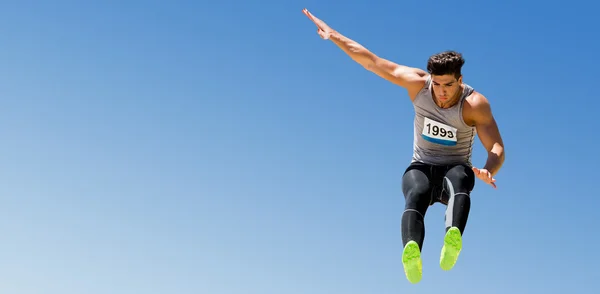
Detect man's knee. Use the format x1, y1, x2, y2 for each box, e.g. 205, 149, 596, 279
404, 190, 430, 212
403, 180, 430, 200
444, 164, 475, 193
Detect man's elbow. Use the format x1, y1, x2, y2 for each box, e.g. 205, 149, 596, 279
498, 149, 506, 165
492, 144, 505, 163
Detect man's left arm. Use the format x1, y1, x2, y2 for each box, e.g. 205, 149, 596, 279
470, 93, 505, 177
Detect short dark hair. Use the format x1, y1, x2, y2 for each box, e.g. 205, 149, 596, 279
427, 51, 465, 79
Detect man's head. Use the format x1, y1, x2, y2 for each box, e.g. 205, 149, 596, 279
427, 51, 465, 104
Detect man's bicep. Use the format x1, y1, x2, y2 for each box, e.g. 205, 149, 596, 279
473, 100, 504, 153
476, 117, 503, 152
368, 57, 426, 89
401, 66, 428, 77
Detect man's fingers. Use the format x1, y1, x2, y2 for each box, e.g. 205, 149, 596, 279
303, 8, 327, 29
303, 8, 317, 23
302, 8, 310, 18
471, 166, 497, 188
472, 167, 497, 188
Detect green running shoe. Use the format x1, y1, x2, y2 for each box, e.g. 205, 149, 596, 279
440, 227, 462, 271
402, 240, 422, 284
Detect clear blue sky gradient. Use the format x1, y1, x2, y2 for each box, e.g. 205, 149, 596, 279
1, 0, 599, 293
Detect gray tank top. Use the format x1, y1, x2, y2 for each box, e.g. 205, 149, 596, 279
411, 76, 476, 166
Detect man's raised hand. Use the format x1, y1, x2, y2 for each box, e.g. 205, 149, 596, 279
302, 8, 334, 40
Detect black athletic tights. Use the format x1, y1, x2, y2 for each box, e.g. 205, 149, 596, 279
401, 162, 475, 250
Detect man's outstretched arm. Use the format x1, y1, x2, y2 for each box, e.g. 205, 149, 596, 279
470, 93, 505, 177
329, 32, 427, 88
303, 8, 426, 99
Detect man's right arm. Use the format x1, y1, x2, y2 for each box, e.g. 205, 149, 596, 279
328, 31, 427, 100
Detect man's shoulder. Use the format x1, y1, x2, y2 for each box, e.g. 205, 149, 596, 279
463, 91, 492, 126
465, 91, 490, 108
408, 74, 431, 102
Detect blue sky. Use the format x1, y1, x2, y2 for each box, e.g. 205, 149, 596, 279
0, 0, 599, 293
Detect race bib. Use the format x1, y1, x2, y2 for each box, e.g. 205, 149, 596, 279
421, 117, 457, 146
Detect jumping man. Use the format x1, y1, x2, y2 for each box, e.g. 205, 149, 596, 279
302, 8, 506, 284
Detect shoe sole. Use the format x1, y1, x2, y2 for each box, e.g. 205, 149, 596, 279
440, 227, 462, 271
402, 241, 422, 284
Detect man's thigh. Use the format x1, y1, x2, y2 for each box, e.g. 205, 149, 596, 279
401, 162, 434, 208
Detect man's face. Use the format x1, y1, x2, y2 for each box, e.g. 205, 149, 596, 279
431, 74, 462, 102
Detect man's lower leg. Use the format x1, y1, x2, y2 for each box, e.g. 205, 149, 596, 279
440, 190, 471, 271
401, 166, 433, 283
